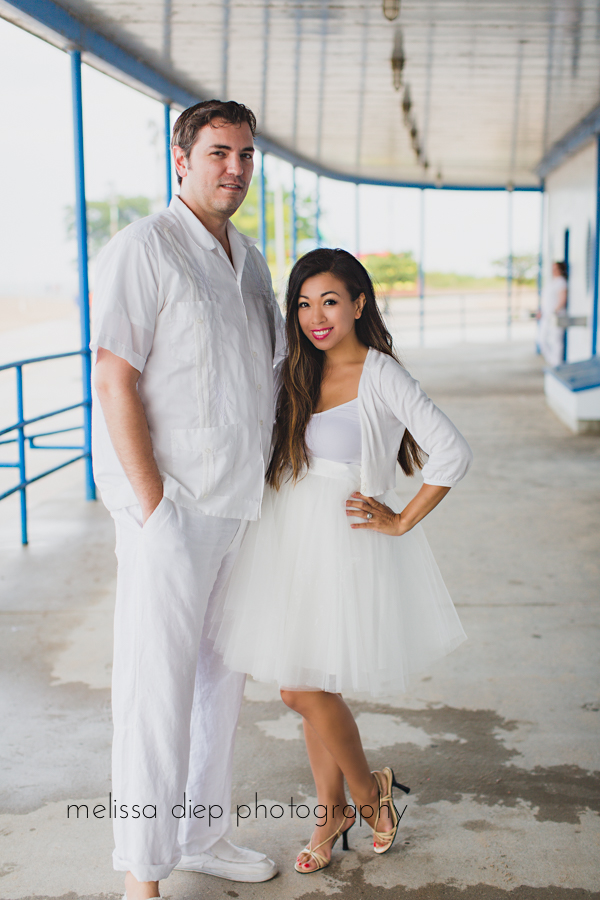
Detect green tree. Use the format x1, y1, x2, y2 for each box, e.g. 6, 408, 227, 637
66, 195, 152, 259
492, 254, 538, 286
362, 252, 418, 291
231, 178, 315, 268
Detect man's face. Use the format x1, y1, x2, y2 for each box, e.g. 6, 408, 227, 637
175, 119, 255, 219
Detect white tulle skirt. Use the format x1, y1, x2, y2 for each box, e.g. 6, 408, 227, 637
209, 457, 466, 697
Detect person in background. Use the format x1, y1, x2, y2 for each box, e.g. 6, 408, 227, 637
538, 261, 568, 367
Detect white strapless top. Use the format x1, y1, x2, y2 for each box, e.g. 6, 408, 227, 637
305, 398, 362, 466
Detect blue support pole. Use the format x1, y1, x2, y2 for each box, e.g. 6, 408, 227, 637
16, 366, 27, 545
536, 184, 545, 354
355, 183, 360, 257
507, 189, 513, 341
537, 182, 545, 306
259, 152, 267, 257
563, 228, 570, 361
315, 176, 321, 247
419, 188, 426, 347
592, 134, 600, 356
164, 102, 172, 206
70, 50, 96, 501
291, 166, 298, 263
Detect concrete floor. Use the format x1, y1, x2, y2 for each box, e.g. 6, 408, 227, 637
0, 342, 599, 900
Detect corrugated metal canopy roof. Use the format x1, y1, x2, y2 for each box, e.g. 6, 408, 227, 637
4, 0, 600, 187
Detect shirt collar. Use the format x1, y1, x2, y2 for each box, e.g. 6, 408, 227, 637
226, 220, 258, 281
169, 194, 258, 253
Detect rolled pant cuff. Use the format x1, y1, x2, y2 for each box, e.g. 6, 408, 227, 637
113, 851, 180, 883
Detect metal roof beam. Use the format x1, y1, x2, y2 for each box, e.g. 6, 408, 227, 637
537, 102, 600, 178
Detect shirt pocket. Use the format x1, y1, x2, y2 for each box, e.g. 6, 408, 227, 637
169, 300, 227, 427
170, 424, 238, 500
245, 290, 276, 358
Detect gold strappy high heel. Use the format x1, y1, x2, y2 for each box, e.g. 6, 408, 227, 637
294, 814, 354, 873
371, 767, 410, 854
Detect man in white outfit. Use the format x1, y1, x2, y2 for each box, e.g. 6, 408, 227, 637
92, 100, 284, 900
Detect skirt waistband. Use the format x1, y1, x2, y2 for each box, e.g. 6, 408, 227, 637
306, 457, 361, 481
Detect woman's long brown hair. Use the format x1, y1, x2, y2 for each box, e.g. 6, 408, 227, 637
267, 248, 425, 489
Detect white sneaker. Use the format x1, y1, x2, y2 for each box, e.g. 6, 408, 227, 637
175, 838, 278, 883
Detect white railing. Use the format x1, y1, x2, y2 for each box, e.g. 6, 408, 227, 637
381, 289, 539, 348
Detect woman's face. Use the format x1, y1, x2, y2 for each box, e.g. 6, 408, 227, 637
296, 272, 364, 352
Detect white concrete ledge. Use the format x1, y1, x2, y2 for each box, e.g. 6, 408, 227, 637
544, 358, 600, 434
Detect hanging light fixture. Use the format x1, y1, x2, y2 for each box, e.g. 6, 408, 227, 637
399, 85, 428, 171
402, 85, 412, 121
383, 0, 401, 21
391, 28, 405, 90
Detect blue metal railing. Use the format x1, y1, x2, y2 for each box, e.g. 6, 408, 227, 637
0, 350, 92, 545
0, 48, 96, 546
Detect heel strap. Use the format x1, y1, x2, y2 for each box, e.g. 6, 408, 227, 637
310, 814, 351, 854
297, 814, 351, 871
371, 769, 399, 848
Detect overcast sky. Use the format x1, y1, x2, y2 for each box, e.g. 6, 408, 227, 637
0, 16, 542, 297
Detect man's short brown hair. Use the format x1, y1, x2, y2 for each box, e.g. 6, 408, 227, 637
171, 99, 257, 185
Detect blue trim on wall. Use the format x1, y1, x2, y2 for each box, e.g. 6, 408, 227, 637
164, 103, 172, 207
259, 153, 267, 256
563, 228, 570, 361
3, 0, 542, 193
592, 135, 600, 356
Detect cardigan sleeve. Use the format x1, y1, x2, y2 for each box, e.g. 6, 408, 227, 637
379, 358, 473, 487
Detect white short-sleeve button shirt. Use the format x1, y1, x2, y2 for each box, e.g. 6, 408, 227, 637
91, 195, 285, 521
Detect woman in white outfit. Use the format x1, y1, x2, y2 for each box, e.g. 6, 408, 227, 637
211, 249, 473, 873
538, 261, 568, 367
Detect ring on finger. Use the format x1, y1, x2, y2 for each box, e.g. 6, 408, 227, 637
366, 512, 373, 519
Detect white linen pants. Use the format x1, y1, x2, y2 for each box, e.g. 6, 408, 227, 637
111, 496, 246, 883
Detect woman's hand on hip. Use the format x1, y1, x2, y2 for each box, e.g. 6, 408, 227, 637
347, 484, 451, 535
346, 492, 406, 536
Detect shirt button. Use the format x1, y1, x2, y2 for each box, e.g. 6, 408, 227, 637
252, 350, 258, 358
196, 318, 204, 324
256, 384, 261, 391
259, 419, 263, 426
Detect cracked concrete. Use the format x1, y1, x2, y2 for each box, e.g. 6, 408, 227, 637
0, 342, 599, 899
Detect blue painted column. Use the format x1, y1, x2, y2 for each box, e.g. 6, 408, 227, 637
592, 134, 600, 356
355, 183, 360, 258
164, 103, 172, 206
16, 366, 27, 545
507, 188, 513, 341
536, 183, 545, 353
537, 182, 545, 308
291, 166, 298, 263
70, 50, 96, 501
259, 152, 267, 257
315, 176, 321, 247
418, 188, 426, 347
563, 228, 570, 361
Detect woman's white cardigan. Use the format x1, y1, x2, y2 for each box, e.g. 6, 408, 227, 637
356, 347, 472, 495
